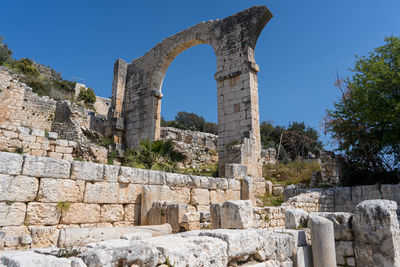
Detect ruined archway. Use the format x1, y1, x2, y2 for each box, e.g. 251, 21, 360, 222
110, 6, 273, 177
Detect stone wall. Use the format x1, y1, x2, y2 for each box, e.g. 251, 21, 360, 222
159, 127, 218, 169
310, 151, 342, 187
0, 125, 108, 164
0, 151, 242, 250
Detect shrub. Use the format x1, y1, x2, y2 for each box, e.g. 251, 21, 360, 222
78, 87, 96, 105
14, 58, 40, 77
0, 35, 12, 66
263, 160, 321, 185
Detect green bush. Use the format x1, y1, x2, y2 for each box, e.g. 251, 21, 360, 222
78, 87, 96, 105
0, 35, 13, 66
13, 58, 40, 77
263, 160, 321, 185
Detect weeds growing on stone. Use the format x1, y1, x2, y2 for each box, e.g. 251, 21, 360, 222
263, 160, 321, 185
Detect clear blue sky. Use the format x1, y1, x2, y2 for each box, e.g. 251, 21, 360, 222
1, 0, 400, 147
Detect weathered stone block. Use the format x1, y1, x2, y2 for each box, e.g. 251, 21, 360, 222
241, 177, 254, 202
31, 129, 45, 137
225, 190, 241, 201
353, 200, 400, 266
166, 203, 196, 233
147, 170, 167, 185
26, 203, 60, 225
225, 164, 247, 180
37, 178, 85, 202
220, 200, 253, 229
84, 182, 119, 203
103, 164, 120, 183
118, 183, 142, 204
60, 203, 101, 224
100, 204, 124, 222
171, 187, 191, 204
0, 174, 38, 201
228, 179, 241, 191
0, 151, 23, 175
210, 189, 225, 204
0, 202, 26, 226
191, 188, 210, 205
119, 166, 148, 184
148, 201, 169, 225
141, 185, 173, 225
29, 225, 60, 248
71, 161, 104, 181
285, 209, 308, 229
313, 212, 353, 241
335, 241, 354, 265
210, 203, 222, 229
22, 155, 71, 179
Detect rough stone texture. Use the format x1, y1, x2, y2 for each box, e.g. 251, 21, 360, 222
0, 202, 26, 227
84, 182, 119, 203
312, 212, 353, 241
100, 204, 124, 222
71, 160, 104, 181
308, 214, 337, 267
112, 6, 274, 178
60, 203, 101, 224
0, 175, 39, 201
284, 209, 308, 229
191, 188, 210, 206
220, 200, 253, 229
0, 251, 86, 267
335, 241, 355, 266
0, 151, 23, 175
225, 164, 247, 180
241, 177, 255, 204
26, 203, 60, 225
210, 203, 222, 229
22, 155, 71, 179
37, 178, 85, 202
353, 200, 400, 267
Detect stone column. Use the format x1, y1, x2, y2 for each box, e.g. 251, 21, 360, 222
308, 214, 336, 267
353, 199, 400, 266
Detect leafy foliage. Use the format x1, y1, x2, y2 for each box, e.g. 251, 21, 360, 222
260, 121, 323, 162
263, 160, 321, 185
78, 87, 96, 105
258, 193, 284, 207
161, 111, 218, 135
123, 140, 187, 172
13, 58, 40, 77
324, 36, 400, 173
0, 35, 13, 65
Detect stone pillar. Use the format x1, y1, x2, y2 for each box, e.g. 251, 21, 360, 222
353, 200, 400, 266
308, 214, 337, 267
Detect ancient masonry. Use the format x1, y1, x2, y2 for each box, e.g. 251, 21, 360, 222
1, 5, 400, 267
109, 6, 273, 178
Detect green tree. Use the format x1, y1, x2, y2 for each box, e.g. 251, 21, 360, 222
324, 36, 400, 172
123, 140, 187, 172
14, 58, 39, 77
78, 87, 96, 105
0, 35, 13, 66
161, 111, 218, 134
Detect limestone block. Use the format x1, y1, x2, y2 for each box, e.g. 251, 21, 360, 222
220, 200, 253, 229
0, 202, 26, 226
84, 182, 119, 203
71, 160, 104, 181
22, 155, 71, 179
26, 203, 60, 225
351, 185, 381, 206
29, 225, 60, 248
80, 241, 159, 267
166, 172, 190, 187
68, 141, 77, 147
119, 166, 148, 184
124, 204, 140, 225
31, 129, 45, 137
4, 131, 18, 139
182, 211, 200, 223
29, 142, 41, 150
200, 176, 218, 189
63, 154, 74, 161
381, 184, 400, 205
241, 177, 254, 202
265, 180, 273, 195
35, 136, 48, 144
0, 251, 86, 266
210, 189, 226, 204
47, 132, 58, 139
148, 201, 169, 225
353, 199, 400, 266
5, 236, 19, 247
312, 212, 353, 241
146, 170, 166, 185
37, 178, 85, 202
191, 188, 210, 205
225, 163, 247, 180
0, 151, 23, 175
171, 187, 191, 204
118, 183, 142, 204
48, 152, 63, 159
101, 204, 124, 222
58, 203, 100, 224
285, 209, 308, 229
19, 133, 35, 142
294, 246, 313, 267
31, 149, 46, 156
0, 174, 38, 201
56, 139, 68, 146
141, 185, 174, 225
210, 203, 222, 229
225, 189, 241, 201
58, 224, 172, 247
103, 164, 120, 183
166, 204, 196, 233
17, 126, 31, 135
283, 184, 296, 202
272, 185, 284, 196
215, 178, 229, 190
19, 234, 32, 245
228, 179, 241, 191
335, 241, 354, 265
308, 214, 337, 267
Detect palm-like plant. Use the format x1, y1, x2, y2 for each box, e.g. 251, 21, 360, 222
123, 140, 187, 172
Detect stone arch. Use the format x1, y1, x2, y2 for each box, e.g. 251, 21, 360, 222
111, 6, 273, 177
